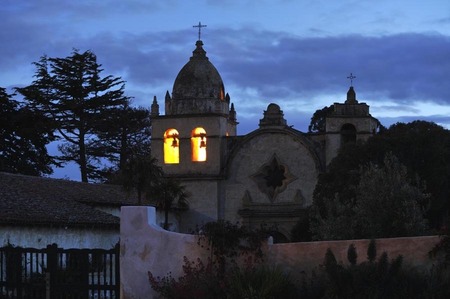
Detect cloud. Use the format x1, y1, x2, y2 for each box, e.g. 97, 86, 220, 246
1, 6, 450, 132
208, 30, 450, 104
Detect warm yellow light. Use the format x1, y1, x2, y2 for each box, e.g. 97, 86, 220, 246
219, 87, 225, 100
191, 127, 207, 162
164, 129, 179, 164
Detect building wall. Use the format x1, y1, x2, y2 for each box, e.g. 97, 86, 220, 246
1, 226, 118, 249
120, 206, 441, 299
177, 180, 220, 232
225, 130, 320, 221
325, 116, 378, 165
120, 206, 210, 299
265, 235, 440, 280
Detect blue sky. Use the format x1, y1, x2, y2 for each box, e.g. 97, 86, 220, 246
1, 0, 450, 180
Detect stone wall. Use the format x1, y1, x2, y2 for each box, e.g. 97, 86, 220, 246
120, 206, 441, 299
120, 206, 210, 299
265, 235, 440, 280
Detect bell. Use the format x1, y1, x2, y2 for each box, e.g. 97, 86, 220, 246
200, 140, 206, 148
171, 138, 178, 148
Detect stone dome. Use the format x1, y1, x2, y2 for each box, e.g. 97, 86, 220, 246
172, 40, 225, 101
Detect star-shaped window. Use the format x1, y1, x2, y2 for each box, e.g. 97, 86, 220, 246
250, 155, 296, 202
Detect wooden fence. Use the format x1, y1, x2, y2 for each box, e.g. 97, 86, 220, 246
0, 244, 119, 299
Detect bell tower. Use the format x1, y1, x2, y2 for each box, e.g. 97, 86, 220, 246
325, 75, 379, 165
150, 35, 238, 229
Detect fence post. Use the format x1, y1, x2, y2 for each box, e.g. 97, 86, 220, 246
79, 249, 90, 298
115, 243, 120, 296
46, 243, 58, 299
5, 246, 23, 298
45, 272, 51, 299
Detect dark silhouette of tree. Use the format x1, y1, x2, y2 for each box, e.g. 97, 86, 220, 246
308, 105, 334, 133
17, 50, 128, 182
148, 178, 189, 230
0, 87, 55, 175
308, 120, 450, 240
375, 121, 450, 228
91, 103, 151, 180
120, 155, 162, 205
310, 153, 429, 240
354, 153, 429, 238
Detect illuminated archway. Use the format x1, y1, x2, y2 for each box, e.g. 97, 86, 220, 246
164, 129, 180, 164
191, 127, 207, 162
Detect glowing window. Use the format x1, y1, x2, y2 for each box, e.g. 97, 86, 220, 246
219, 86, 225, 100
164, 129, 180, 164
191, 127, 207, 162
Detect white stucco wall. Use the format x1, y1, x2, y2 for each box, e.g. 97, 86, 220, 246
120, 206, 209, 299
121, 206, 441, 299
1, 226, 118, 249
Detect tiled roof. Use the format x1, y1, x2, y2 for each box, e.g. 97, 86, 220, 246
0, 172, 138, 228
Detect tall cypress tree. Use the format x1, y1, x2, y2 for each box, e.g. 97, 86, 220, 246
0, 87, 54, 175
90, 102, 152, 178
17, 50, 128, 182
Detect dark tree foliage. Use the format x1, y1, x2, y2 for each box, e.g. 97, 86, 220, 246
148, 178, 190, 230
377, 121, 450, 228
91, 103, 152, 181
309, 120, 449, 240
17, 50, 128, 182
290, 208, 312, 242
322, 244, 433, 299
347, 243, 357, 266
101, 105, 150, 170
119, 155, 163, 204
0, 87, 54, 175
311, 152, 429, 240
353, 154, 429, 238
308, 105, 334, 133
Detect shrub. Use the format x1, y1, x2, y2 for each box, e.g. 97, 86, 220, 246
320, 242, 429, 299
149, 257, 299, 299
148, 257, 225, 299
149, 221, 272, 299
227, 266, 297, 299
347, 243, 357, 266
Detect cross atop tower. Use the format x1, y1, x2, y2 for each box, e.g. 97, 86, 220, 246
347, 73, 356, 87
193, 22, 207, 40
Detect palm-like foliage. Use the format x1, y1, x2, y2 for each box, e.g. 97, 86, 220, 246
121, 155, 162, 204
149, 178, 189, 230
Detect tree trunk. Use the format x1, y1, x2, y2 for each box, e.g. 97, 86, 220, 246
164, 193, 169, 230
79, 133, 88, 182
119, 126, 128, 171
164, 208, 169, 230
137, 189, 142, 205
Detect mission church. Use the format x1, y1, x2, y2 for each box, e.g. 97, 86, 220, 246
150, 29, 379, 241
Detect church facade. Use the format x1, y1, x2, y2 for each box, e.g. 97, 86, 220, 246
150, 39, 378, 241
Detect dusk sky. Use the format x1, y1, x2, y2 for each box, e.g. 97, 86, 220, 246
1, 0, 450, 180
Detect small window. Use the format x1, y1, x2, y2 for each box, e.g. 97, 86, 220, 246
191, 127, 207, 162
164, 129, 180, 164
341, 123, 356, 145
219, 86, 225, 100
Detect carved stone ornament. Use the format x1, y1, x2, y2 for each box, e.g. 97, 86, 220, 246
250, 154, 297, 202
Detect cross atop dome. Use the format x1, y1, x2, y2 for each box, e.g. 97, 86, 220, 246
193, 22, 207, 40
345, 73, 358, 104
347, 72, 356, 87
